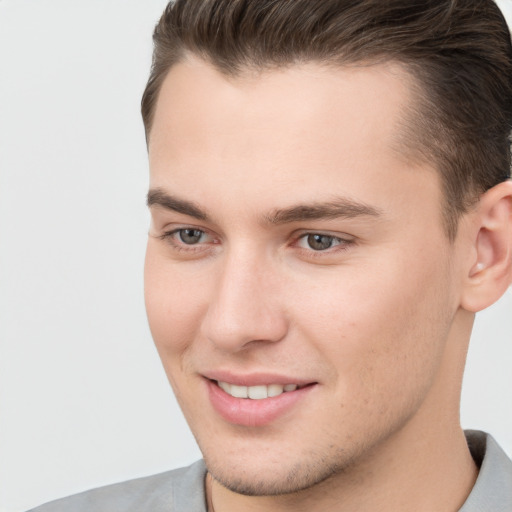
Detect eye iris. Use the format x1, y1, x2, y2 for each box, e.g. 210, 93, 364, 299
179, 229, 203, 244
307, 234, 334, 250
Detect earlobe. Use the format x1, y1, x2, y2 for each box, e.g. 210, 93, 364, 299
460, 180, 512, 313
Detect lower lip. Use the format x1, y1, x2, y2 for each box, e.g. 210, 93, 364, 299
206, 379, 315, 427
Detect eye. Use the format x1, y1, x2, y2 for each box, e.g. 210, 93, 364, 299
177, 228, 207, 245
306, 234, 336, 251
296, 233, 350, 251
158, 227, 215, 249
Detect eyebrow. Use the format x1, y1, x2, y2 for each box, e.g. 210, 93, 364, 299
147, 188, 209, 221
265, 198, 383, 224
147, 188, 383, 224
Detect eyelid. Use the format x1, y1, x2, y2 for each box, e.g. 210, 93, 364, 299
293, 229, 354, 243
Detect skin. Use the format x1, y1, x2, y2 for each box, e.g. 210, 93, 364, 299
145, 57, 511, 512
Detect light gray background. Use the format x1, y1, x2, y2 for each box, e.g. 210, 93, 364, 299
0, 1, 511, 511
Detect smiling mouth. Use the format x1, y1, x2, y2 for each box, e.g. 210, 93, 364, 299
215, 380, 312, 400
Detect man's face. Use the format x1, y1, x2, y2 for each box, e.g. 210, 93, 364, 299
145, 58, 465, 495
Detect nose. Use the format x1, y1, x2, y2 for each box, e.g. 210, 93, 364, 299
200, 249, 289, 353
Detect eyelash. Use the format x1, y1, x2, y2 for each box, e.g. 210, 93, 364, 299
159, 228, 355, 256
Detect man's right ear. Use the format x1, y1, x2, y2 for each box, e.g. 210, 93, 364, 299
460, 180, 512, 313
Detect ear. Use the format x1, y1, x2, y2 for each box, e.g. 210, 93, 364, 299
460, 180, 512, 313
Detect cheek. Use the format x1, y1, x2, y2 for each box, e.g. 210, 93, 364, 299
291, 250, 454, 407
144, 242, 208, 363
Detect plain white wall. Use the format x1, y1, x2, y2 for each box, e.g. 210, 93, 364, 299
0, 1, 510, 511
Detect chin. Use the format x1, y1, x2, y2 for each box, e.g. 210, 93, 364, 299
203, 447, 353, 497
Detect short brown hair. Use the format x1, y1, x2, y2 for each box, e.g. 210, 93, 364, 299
141, 0, 512, 239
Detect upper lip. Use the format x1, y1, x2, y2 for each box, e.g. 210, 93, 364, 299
202, 370, 316, 387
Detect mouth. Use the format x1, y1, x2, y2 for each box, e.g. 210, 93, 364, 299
205, 377, 317, 426
215, 381, 308, 399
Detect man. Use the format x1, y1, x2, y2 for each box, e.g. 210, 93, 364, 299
30, 0, 512, 511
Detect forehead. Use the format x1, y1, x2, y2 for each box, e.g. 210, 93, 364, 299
150, 57, 413, 160
148, 57, 439, 220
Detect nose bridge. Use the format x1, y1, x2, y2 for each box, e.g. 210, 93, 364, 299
201, 244, 287, 352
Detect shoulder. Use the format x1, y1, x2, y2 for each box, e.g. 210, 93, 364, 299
27, 460, 207, 512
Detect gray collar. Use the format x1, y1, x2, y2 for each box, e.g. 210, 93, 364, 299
459, 430, 512, 511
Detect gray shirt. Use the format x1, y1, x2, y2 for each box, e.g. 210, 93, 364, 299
28, 431, 512, 512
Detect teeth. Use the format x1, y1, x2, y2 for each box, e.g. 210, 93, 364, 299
248, 385, 267, 399
267, 384, 284, 397
217, 381, 300, 400
218, 381, 231, 394
230, 384, 248, 398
